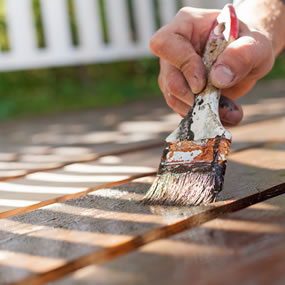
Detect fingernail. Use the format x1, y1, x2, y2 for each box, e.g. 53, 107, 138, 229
219, 97, 242, 126
212, 65, 234, 87
219, 96, 239, 111
189, 75, 201, 94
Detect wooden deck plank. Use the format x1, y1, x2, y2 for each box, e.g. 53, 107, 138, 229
0, 79, 284, 181
0, 147, 161, 213
54, 188, 285, 285
0, 139, 284, 284
0, 80, 283, 284
0, 113, 284, 216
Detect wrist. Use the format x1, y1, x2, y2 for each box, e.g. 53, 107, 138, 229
234, 0, 285, 56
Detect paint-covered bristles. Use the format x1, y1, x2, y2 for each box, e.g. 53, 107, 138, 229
143, 138, 230, 206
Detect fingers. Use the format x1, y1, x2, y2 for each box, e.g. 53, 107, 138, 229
210, 31, 274, 89
159, 58, 244, 124
165, 94, 191, 117
219, 96, 243, 126
159, 60, 194, 116
159, 59, 245, 125
158, 59, 245, 124
221, 79, 256, 99
159, 60, 194, 105
150, 8, 210, 94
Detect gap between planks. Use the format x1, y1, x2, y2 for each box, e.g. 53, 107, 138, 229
9, 181, 285, 285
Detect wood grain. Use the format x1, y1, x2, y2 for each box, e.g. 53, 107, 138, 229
0, 171, 156, 219
0, 140, 283, 283
10, 182, 285, 285
55, 190, 285, 285
0, 141, 163, 182
0, 81, 284, 284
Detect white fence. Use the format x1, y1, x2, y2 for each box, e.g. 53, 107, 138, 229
0, 0, 229, 71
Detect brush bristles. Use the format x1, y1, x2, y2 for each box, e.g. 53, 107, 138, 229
142, 138, 230, 206
143, 169, 219, 206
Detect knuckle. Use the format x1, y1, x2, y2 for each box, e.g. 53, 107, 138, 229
149, 29, 167, 55
166, 77, 183, 95
232, 37, 257, 68
165, 93, 176, 108
177, 7, 192, 19
179, 53, 200, 74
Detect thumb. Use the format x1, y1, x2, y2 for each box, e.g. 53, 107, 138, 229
209, 34, 273, 89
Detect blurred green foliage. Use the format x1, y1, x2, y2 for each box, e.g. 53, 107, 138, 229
0, 0, 8, 50
264, 55, 285, 80
0, 58, 160, 120
0, 0, 283, 121
0, 55, 283, 121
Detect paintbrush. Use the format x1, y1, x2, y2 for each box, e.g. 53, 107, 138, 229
143, 4, 239, 206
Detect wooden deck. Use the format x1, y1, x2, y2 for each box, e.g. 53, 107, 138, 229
0, 79, 284, 285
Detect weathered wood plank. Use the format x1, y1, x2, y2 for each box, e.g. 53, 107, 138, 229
54, 188, 285, 285
0, 146, 161, 214
0, 80, 284, 284
0, 79, 284, 182
0, 112, 284, 216
1, 140, 285, 284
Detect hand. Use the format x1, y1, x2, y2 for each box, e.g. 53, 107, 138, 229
150, 7, 275, 126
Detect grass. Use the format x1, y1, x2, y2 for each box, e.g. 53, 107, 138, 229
0, 58, 160, 120
264, 55, 285, 80
0, 55, 283, 121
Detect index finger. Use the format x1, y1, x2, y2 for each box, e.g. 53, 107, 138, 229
150, 8, 213, 93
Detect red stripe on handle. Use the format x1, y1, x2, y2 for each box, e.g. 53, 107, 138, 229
228, 4, 239, 40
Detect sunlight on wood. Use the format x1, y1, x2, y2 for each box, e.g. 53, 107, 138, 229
45, 203, 168, 224
229, 149, 285, 170
242, 98, 285, 120
70, 240, 232, 283
81, 131, 122, 144
231, 117, 285, 142
20, 153, 94, 163
118, 121, 176, 133
97, 156, 121, 164
203, 218, 285, 233
53, 147, 91, 155
72, 265, 141, 284
0, 152, 18, 161
20, 146, 52, 155
141, 239, 231, 256
0, 220, 132, 246
26, 172, 130, 182
0, 182, 85, 194
250, 202, 281, 210
0, 199, 40, 208
0, 161, 59, 170
64, 163, 155, 174
116, 133, 158, 143
0, 170, 26, 177
0, 250, 65, 272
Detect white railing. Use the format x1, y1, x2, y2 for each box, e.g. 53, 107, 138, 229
0, 0, 229, 71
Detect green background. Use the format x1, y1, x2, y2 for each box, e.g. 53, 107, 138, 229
0, 0, 283, 121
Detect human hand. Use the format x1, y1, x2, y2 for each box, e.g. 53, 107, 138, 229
150, 7, 275, 126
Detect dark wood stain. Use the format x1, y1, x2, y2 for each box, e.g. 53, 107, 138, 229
11, 182, 285, 285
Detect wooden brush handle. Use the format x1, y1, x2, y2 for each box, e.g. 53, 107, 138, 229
203, 4, 239, 69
